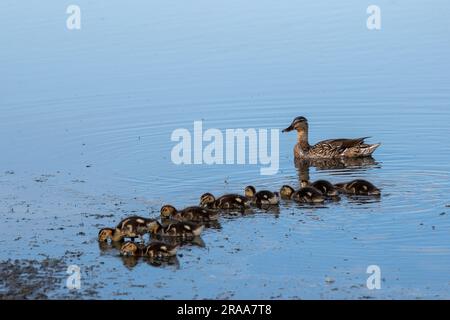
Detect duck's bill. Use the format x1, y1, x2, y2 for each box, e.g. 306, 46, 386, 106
282, 125, 294, 132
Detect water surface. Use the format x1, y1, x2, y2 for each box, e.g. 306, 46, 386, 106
1, 1, 450, 299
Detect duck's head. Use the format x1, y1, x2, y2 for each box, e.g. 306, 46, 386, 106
200, 193, 216, 207
120, 242, 139, 256
160, 205, 177, 218
98, 228, 114, 242
244, 185, 256, 198
280, 185, 295, 199
282, 116, 308, 133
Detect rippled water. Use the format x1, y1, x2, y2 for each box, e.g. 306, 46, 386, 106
1, 1, 450, 299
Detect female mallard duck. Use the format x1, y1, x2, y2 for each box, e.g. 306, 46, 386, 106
98, 216, 160, 242
279, 185, 325, 203
200, 192, 250, 210
160, 205, 219, 222
305, 180, 339, 197
153, 221, 204, 238
120, 241, 178, 258
335, 179, 381, 196
244, 186, 279, 206
282, 116, 380, 159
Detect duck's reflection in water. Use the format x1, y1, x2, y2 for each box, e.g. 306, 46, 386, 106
295, 156, 380, 184
152, 235, 206, 248
144, 256, 180, 268
120, 255, 180, 269
347, 195, 382, 205
98, 240, 123, 253
120, 255, 139, 269
255, 204, 280, 215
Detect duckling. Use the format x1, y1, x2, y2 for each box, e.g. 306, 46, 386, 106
200, 192, 250, 210
160, 205, 219, 222
282, 116, 380, 159
335, 179, 381, 196
279, 185, 325, 203
308, 180, 339, 197
120, 241, 145, 257
98, 216, 160, 242
293, 187, 325, 203
120, 241, 178, 258
280, 185, 296, 200
98, 228, 120, 242
144, 242, 179, 258
244, 186, 279, 206
154, 221, 204, 238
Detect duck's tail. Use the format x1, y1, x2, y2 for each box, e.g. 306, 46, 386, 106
361, 143, 381, 156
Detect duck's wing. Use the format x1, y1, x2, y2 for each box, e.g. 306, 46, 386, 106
316, 137, 371, 150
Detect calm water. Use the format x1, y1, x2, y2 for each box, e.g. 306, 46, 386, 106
1, 1, 450, 299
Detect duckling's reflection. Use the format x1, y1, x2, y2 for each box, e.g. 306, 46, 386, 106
151, 234, 206, 248
347, 195, 382, 205
119, 254, 180, 269
255, 204, 281, 215
218, 207, 255, 218
144, 256, 180, 268
98, 240, 123, 253
120, 255, 139, 269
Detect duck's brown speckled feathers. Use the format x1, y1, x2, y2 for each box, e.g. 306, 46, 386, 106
283, 116, 380, 159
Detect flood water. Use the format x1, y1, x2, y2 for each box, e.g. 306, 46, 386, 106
1, 1, 450, 299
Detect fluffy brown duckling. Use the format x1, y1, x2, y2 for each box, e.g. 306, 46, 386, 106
160, 205, 219, 222
120, 241, 178, 258
335, 179, 381, 196
279, 185, 325, 203
306, 180, 339, 197
98, 216, 160, 242
200, 192, 250, 210
152, 220, 204, 238
244, 186, 280, 206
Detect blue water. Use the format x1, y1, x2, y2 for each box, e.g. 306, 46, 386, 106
1, 1, 450, 299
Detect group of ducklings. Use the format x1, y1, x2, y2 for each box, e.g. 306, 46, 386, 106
98, 215, 206, 260
98, 178, 380, 262
199, 179, 380, 210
